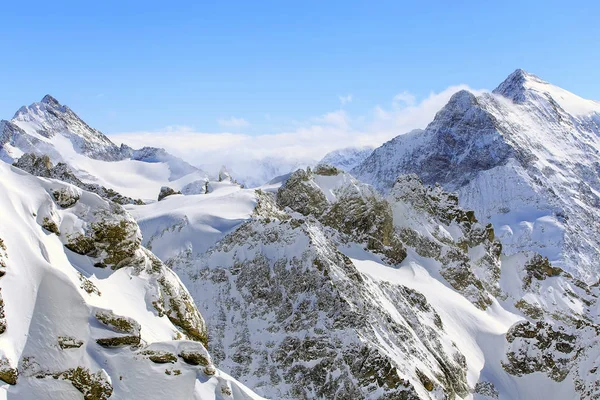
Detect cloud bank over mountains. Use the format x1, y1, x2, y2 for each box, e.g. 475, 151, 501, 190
110, 84, 484, 167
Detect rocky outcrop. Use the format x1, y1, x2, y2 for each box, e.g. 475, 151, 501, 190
35, 367, 113, 400
158, 186, 182, 201
389, 174, 503, 309
175, 215, 469, 399
95, 309, 142, 347
277, 167, 406, 265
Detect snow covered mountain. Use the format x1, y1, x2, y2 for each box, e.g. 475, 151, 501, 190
0, 162, 262, 399
129, 165, 600, 399
7, 94, 126, 162
1, 95, 208, 202
353, 69, 600, 282
318, 146, 374, 172
2, 71, 600, 400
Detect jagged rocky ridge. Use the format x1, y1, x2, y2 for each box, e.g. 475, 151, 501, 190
166, 167, 475, 399
133, 164, 600, 399
352, 69, 600, 283
0, 162, 262, 399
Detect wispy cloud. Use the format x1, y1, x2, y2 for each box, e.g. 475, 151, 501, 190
316, 110, 349, 128
110, 84, 485, 171
339, 94, 353, 105
392, 91, 416, 107
217, 116, 250, 128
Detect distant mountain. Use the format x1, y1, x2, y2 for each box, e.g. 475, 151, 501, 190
7, 94, 127, 161
200, 157, 312, 188
353, 69, 600, 282
0, 95, 207, 201
128, 146, 199, 181
318, 146, 373, 171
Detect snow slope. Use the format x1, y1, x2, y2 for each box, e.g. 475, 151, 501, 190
126, 180, 257, 263
0, 162, 263, 399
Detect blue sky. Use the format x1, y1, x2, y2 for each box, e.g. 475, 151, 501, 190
1, 0, 599, 136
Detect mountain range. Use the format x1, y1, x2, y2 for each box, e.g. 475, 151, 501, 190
1, 70, 599, 399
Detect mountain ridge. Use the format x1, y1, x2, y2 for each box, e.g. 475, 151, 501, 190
352, 69, 600, 282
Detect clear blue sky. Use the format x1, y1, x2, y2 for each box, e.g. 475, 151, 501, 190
1, 0, 599, 134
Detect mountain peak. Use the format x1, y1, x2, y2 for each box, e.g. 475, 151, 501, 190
448, 89, 478, 105
430, 89, 478, 122
492, 69, 546, 102
40, 94, 61, 107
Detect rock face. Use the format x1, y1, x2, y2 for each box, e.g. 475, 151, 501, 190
388, 174, 503, 309
498, 250, 600, 399
173, 209, 467, 398
160, 167, 525, 399
352, 69, 600, 283
158, 186, 182, 201
133, 162, 600, 400
277, 166, 406, 265
0, 162, 262, 399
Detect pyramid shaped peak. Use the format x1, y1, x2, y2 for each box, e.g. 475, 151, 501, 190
492, 69, 547, 101
41, 94, 61, 107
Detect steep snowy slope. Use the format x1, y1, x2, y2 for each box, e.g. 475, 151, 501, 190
129, 165, 600, 399
126, 180, 257, 263
0, 96, 208, 201
0, 162, 262, 399
352, 69, 600, 282
318, 146, 374, 172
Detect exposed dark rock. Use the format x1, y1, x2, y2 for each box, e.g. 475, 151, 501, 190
158, 186, 181, 201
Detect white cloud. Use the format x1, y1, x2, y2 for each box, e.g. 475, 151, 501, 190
217, 116, 250, 128
392, 91, 416, 107
370, 84, 486, 135
110, 84, 486, 175
316, 110, 349, 128
339, 94, 353, 105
